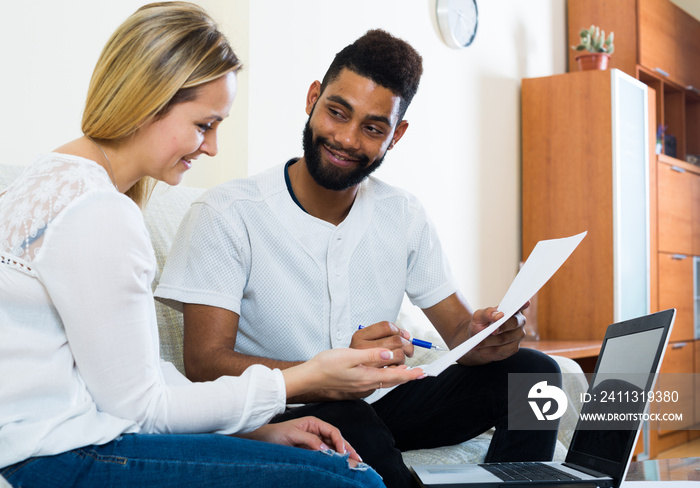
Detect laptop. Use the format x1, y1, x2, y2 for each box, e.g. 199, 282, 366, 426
410, 308, 676, 488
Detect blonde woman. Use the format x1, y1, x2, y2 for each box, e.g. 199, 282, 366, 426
0, 3, 423, 487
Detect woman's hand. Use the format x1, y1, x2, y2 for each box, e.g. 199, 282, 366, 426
239, 416, 362, 464
282, 347, 425, 400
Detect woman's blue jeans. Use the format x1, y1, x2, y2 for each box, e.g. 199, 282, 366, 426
1, 433, 385, 488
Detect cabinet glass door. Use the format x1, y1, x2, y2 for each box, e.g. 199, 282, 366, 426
612, 70, 650, 322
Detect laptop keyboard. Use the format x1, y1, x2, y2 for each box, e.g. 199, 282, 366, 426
481, 462, 582, 482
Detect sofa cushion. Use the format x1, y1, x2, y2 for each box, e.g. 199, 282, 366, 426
144, 183, 205, 374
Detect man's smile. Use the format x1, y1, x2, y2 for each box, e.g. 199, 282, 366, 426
322, 143, 365, 168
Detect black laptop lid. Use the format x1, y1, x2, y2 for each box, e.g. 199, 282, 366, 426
564, 309, 675, 486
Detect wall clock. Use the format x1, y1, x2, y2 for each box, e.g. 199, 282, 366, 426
436, 0, 478, 49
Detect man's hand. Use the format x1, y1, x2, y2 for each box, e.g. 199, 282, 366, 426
349, 321, 414, 366
423, 292, 528, 367
238, 416, 363, 466
458, 302, 528, 366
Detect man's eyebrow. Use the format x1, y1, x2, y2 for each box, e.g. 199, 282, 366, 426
326, 94, 392, 126
366, 114, 392, 126
327, 94, 353, 112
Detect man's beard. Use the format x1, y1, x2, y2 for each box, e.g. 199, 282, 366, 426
302, 117, 386, 191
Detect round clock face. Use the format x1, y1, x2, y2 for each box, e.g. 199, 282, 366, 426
436, 0, 478, 49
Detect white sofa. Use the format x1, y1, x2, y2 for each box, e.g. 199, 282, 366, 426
0, 164, 588, 484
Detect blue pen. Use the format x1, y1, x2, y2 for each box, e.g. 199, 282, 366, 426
357, 325, 447, 351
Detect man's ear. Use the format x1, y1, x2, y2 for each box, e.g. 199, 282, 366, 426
388, 120, 409, 150
305, 81, 322, 115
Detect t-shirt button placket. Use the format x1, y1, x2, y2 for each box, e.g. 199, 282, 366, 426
334, 234, 343, 277
328, 231, 347, 347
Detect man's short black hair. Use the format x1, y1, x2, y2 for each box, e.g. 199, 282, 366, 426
320, 29, 423, 122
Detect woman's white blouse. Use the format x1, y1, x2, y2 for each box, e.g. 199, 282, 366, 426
0, 154, 286, 468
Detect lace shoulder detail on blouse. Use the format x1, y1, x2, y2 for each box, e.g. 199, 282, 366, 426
0, 154, 116, 264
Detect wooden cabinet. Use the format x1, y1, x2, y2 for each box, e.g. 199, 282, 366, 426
569, 0, 700, 162
522, 69, 653, 341
569, 0, 700, 89
521, 69, 700, 459
565, 0, 700, 458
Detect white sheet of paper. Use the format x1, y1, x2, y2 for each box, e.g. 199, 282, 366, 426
364, 231, 587, 404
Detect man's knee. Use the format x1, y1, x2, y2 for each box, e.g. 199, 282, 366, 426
506, 349, 562, 392
510, 348, 561, 374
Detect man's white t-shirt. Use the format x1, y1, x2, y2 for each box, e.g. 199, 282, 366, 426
155, 162, 458, 361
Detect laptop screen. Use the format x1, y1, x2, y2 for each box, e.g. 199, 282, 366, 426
592, 328, 664, 390
564, 310, 674, 484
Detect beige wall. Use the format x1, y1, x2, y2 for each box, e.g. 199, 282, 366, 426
1, 0, 566, 308
0, 0, 249, 184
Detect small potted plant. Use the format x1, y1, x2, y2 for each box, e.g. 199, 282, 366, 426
572, 25, 614, 71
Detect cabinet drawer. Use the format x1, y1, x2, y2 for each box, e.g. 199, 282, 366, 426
658, 252, 695, 341
654, 341, 694, 436
639, 0, 680, 82
661, 340, 694, 373
657, 162, 700, 254
676, 6, 700, 91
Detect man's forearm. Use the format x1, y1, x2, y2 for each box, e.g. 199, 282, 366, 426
184, 347, 301, 382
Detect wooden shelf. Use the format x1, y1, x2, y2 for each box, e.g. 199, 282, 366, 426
658, 153, 700, 175
523, 339, 602, 374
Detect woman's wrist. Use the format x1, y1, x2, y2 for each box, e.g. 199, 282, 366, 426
282, 360, 320, 399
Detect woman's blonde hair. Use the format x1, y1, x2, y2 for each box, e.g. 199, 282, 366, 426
82, 1, 241, 206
